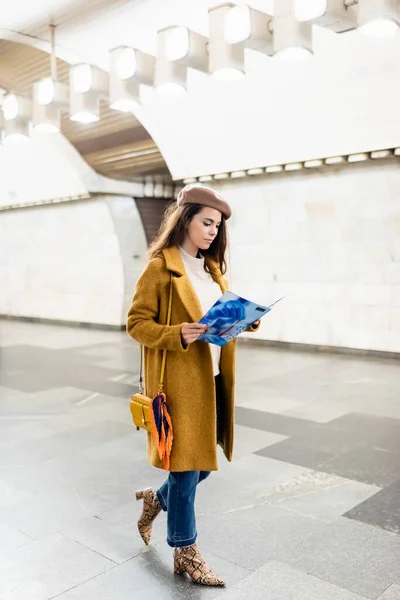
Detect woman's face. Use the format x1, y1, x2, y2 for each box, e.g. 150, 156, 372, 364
185, 206, 222, 252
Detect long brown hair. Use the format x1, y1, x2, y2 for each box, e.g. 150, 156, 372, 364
148, 202, 228, 275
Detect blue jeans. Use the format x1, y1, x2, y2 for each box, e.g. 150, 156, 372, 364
156, 470, 211, 547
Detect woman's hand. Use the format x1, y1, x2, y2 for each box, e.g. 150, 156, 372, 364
181, 323, 208, 346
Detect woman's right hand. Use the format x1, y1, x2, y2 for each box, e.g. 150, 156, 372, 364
180, 322, 208, 346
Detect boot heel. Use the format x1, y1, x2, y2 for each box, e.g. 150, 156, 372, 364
173, 545, 225, 586
174, 558, 185, 575
136, 490, 144, 501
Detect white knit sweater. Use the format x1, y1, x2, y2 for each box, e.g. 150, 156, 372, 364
179, 246, 222, 376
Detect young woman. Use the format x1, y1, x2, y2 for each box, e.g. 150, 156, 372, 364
127, 185, 259, 587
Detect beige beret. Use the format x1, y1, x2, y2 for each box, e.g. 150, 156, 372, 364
177, 185, 232, 219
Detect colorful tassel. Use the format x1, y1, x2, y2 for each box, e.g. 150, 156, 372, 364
149, 391, 173, 470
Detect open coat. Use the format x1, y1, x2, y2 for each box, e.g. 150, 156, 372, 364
127, 245, 258, 472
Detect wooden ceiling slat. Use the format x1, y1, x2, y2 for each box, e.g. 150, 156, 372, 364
83, 139, 158, 161
90, 152, 164, 167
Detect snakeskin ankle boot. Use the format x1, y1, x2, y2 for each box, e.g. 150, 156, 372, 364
173, 544, 225, 586
135, 488, 162, 545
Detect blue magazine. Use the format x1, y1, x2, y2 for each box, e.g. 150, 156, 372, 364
198, 291, 285, 346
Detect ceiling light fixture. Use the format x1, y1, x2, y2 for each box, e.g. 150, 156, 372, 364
274, 0, 313, 61
69, 63, 108, 123
296, 0, 357, 33
304, 159, 324, 168
224, 4, 274, 55
325, 155, 345, 164
109, 46, 155, 112
2, 94, 32, 142
348, 152, 369, 162
155, 27, 188, 95
208, 3, 245, 81
163, 26, 208, 72
285, 162, 303, 170
32, 25, 69, 133
371, 149, 393, 158
266, 165, 283, 173
357, 0, 400, 37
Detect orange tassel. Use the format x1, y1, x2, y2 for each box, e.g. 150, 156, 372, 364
149, 392, 174, 470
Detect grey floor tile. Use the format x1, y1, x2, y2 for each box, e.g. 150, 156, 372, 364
283, 517, 400, 599
0, 422, 134, 475
0, 419, 56, 446
0, 478, 33, 509
234, 392, 301, 413
0, 521, 31, 553
283, 422, 385, 455
195, 504, 325, 570
196, 455, 311, 516
327, 413, 400, 436
0, 532, 115, 600
259, 470, 381, 522
256, 439, 334, 470
322, 446, 400, 487
230, 426, 287, 459
377, 585, 400, 599
2, 323, 400, 600
59, 516, 144, 564
96, 499, 153, 535
5, 452, 108, 496
373, 427, 400, 453
219, 560, 367, 600
56, 543, 251, 600
235, 406, 316, 436
282, 402, 352, 424
344, 478, 400, 535
0, 482, 116, 538
358, 401, 400, 421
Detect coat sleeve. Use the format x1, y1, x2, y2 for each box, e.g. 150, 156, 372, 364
127, 259, 189, 352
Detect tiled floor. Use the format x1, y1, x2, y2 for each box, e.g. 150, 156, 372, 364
1, 320, 400, 599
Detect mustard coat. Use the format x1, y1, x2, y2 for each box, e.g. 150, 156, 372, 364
127, 246, 258, 472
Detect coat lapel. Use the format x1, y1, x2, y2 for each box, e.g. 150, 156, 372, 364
162, 246, 203, 323
173, 275, 204, 323
162, 246, 228, 323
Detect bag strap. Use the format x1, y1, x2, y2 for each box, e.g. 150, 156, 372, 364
139, 272, 174, 394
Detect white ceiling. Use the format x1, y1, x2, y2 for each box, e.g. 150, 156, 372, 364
0, 0, 399, 181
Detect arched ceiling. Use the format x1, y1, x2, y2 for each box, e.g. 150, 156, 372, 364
0, 39, 171, 182
1, 1, 399, 181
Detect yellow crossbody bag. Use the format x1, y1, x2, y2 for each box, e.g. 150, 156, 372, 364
130, 273, 174, 432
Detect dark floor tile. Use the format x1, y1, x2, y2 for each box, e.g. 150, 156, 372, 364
327, 413, 400, 436
255, 439, 334, 470
344, 479, 400, 535
322, 447, 400, 488
373, 426, 400, 453
290, 423, 390, 456
0, 344, 136, 397
283, 517, 400, 599
255, 418, 388, 474
235, 406, 316, 436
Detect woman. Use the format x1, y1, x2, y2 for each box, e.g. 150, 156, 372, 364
127, 185, 259, 587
